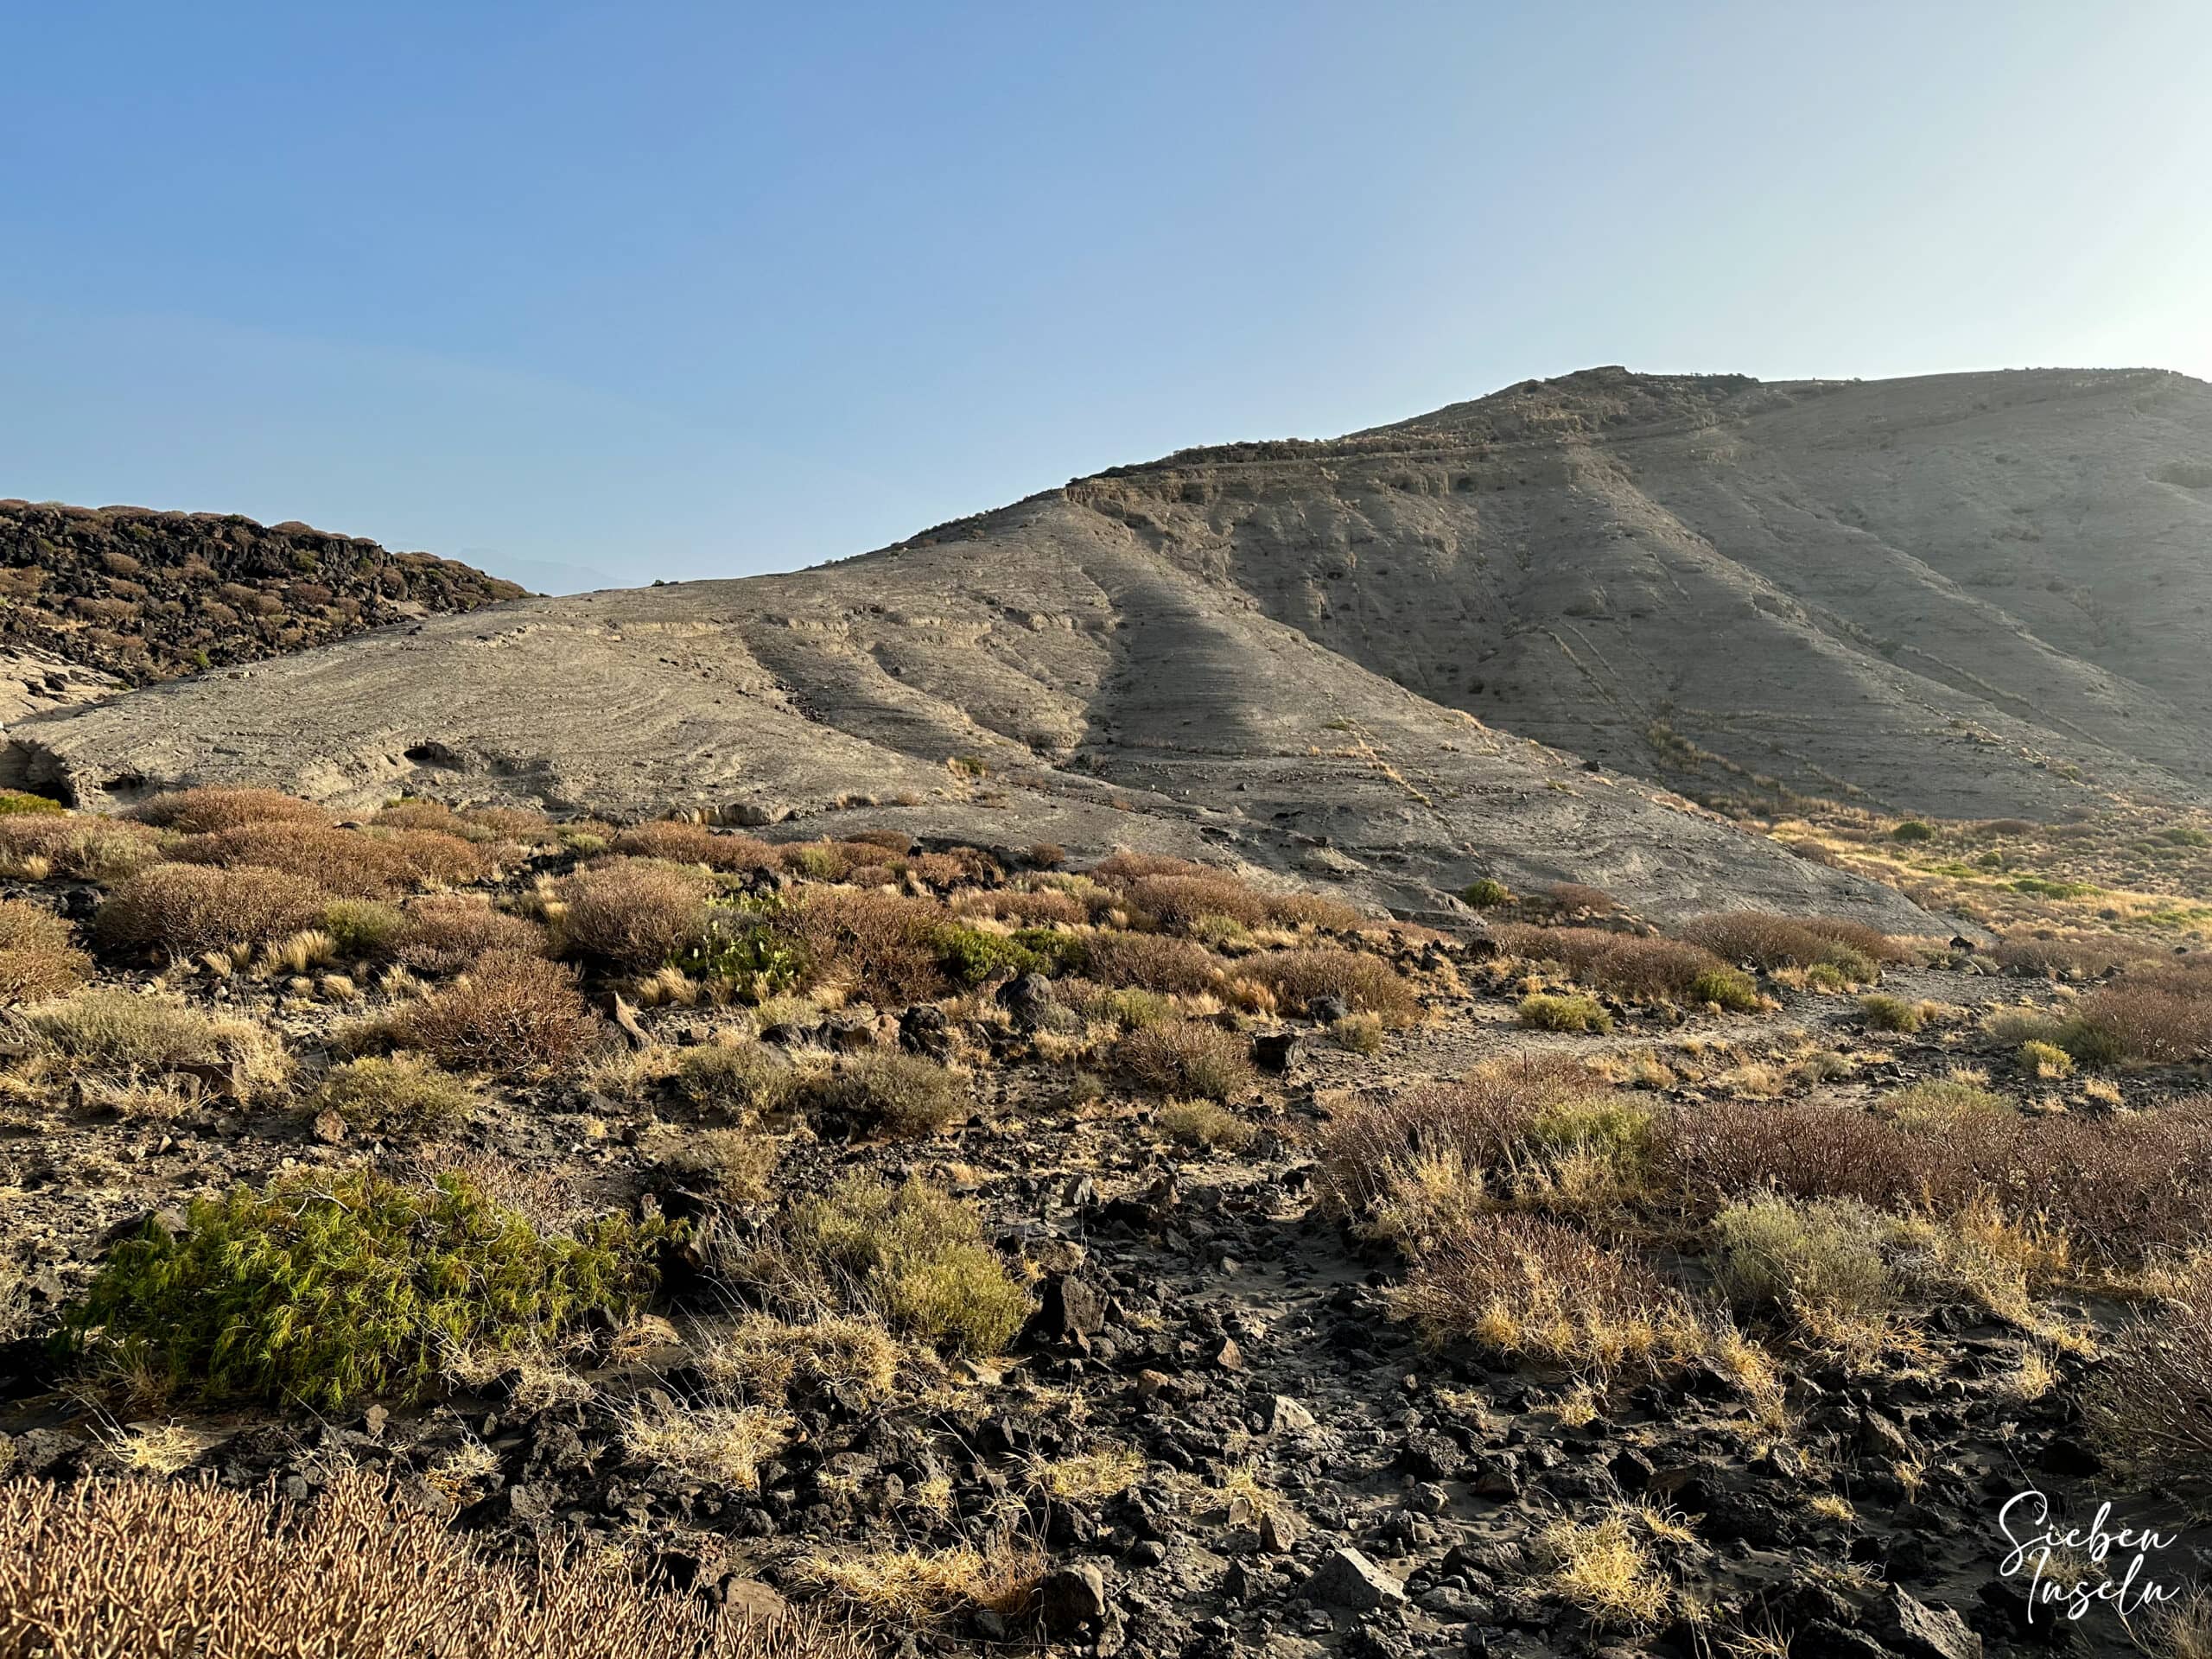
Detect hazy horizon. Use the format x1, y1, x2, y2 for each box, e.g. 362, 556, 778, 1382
5, 1, 2209, 592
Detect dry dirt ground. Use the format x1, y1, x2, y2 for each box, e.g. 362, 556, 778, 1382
4, 791, 2211, 1658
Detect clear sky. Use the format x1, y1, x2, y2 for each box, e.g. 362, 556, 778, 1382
4, 3, 2208, 592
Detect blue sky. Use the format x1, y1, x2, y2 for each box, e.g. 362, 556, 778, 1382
3, 3, 2208, 592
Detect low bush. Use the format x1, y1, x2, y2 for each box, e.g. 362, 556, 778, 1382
793, 1052, 966, 1135
1119, 1019, 1253, 1101
2087, 1259, 2212, 1480
671, 899, 809, 999
0, 813, 164, 881
0, 1466, 856, 1659
1332, 1012, 1385, 1054
67, 1170, 670, 1407
402, 952, 599, 1078
1881, 1073, 2012, 1132
395, 894, 548, 974
0, 788, 62, 816
1157, 1098, 1256, 1152
1519, 992, 1611, 1033
950, 888, 1088, 927
131, 787, 329, 835
1689, 967, 1760, 1012
1713, 1194, 1897, 1325
1497, 926, 1727, 1004
1547, 882, 1616, 915
2018, 1039, 2075, 1079
26, 989, 291, 1099
1461, 878, 1512, 908
695, 1312, 902, 1407
1236, 948, 1417, 1022
1078, 931, 1225, 995
1389, 1211, 1689, 1372
610, 819, 776, 870
1859, 994, 1929, 1033
308, 1055, 478, 1135
556, 859, 711, 970
785, 887, 949, 1003
2065, 971, 2212, 1065
169, 821, 406, 899
676, 1042, 792, 1115
658, 1128, 782, 1205
0, 898, 90, 1004
770, 1174, 1031, 1356
98, 862, 327, 957
321, 898, 406, 958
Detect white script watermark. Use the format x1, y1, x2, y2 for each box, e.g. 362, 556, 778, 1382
1996, 1489, 2182, 1624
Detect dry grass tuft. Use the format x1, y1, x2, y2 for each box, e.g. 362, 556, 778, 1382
0, 1466, 866, 1657
1119, 1019, 1254, 1101
620, 1400, 792, 1489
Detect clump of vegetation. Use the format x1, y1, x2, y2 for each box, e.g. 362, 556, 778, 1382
556, 858, 711, 970
793, 1052, 966, 1135
1237, 947, 1417, 1022
609, 819, 774, 870
321, 897, 405, 958
1157, 1098, 1257, 1153
1462, 878, 1512, 907
1689, 966, 1760, 1012
695, 1313, 902, 1407
658, 1128, 782, 1204
1713, 1194, 1897, 1328
1496, 925, 1741, 1006
308, 1054, 478, 1135
620, 1399, 791, 1489
25, 988, 291, 1100
1882, 1072, 2012, 1132
2019, 1038, 2075, 1079
394, 895, 546, 974
402, 952, 598, 1078
1859, 993, 1930, 1033
1891, 819, 1936, 842
0, 788, 63, 816
0, 1465, 861, 1659
0, 897, 91, 1004
98, 862, 327, 956
131, 787, 331, 836
67, 1171, 670, 1407
756, 1174, 1031, 1356
1535, 1510, 1675, 1630
1519, 991, 1611, 1033
675, 1041, 791, 1115
1120, 1019, 1254, 1101
2087, 1259, 2212, 1480
1332, 1012, 1385, 1054
1077, 931, 1225, 995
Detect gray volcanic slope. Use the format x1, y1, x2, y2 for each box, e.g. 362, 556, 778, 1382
12, 365, 2209, 924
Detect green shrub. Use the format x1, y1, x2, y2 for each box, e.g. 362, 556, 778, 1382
1332, 1012, 1385, 1054
0, 790, 64, 817
780, 1174, 1030, 1356
1462, 878, 1513, 907
67, 1171, 671, 1407
2019, 1039, 2075, 1079
1713, 1194, 1896, 1322
1690, 967, 1760, 1012
1518, 993, 1612, 1033
793, 1052, 966, 1135
321, 899, 405, 958
308, 1055, 477, 1135
1859, 994, 1929, 1033
932, 924, 1046, 988
671, 899, 807, 999
1890, 821, 1936, 842
1157, 1098, 1256, 1152
1883, 1074, 2012, 1132
1085, 987, 1176, 1029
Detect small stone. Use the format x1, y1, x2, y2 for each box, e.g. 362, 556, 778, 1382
311, 1109, 347, 1145
1212, 1336, 1246, 1372
1302, 1547, 1406, 1610
1888, 1590, 1982, 1659
1268, 1395, 1317, 1434
1259, 1507, 1302, 1554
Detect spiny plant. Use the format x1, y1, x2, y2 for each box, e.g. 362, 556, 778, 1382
66, 1171, 673, 1408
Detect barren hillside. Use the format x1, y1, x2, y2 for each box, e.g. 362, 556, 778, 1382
8, 366, 2208, 922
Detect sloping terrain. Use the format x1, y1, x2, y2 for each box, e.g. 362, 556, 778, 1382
0, 499, 527, 684
9, 365, 2209, 923
1077, 365, 2212, 817
0, 506, 1924, 928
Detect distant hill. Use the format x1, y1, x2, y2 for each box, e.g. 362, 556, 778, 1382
0, 500, 527, 685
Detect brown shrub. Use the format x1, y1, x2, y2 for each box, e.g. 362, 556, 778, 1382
130, 788, 330, 835
1128, 873, 1272, 930
1493, 925, 1722, 1001
1547, 882, 1617, 915
792, 1053, 967, 1136
785, 888, 948, 1003
1092, 850, 1211, 885
1118, 1020, 1253, 1101
0, 899, 91, 1004
1268, 891, 1365, 931
2088, 1259, 2212, 1478
463, 805, 553, 839
98, 863, 327, 957
1797, 916, 1914, 965
611, 820, 776, 870
1991, 932, 2152, 977
170, 822, 411, 899
0, 1466, 866, 1659
396, 896, 550, 975
1675, 912, 1834, 969
1078, 931, 1225, 995
842, 829, 917, 855
1237, 948, 1418, 1022
1028, 842, 1066, 869
2068, 965, 2212, 1065
371, 798, 464, 833
371, 828, 498, 887
0, 814, 165, 880
403, 952, 599, 1077
557, 859, 712, 970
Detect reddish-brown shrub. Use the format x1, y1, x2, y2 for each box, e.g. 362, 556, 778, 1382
97, 863, 327, 957
370, 828, 498, 886
2088, 1258, 2212, 1478
462, 805, 553, 839
842, 828, 918, 855
372, 798, 464, 833
556, 860, 711, 970
1237, 947, 1418, 1022
610, 820, 776, 870
1991, 932, 2152, 977
1268, 891, 1365, 931
0, 814, 164, 880
1078, 931, 1226, 995
396, 896, 549, 975
1494, 925, 1725, 1001
1128, 874, 1273, 930
1093, 850, 1212, 885
1798, 916, 1914, 965
1028, 842, 1067, 869
950, 889, 1088, 926
169, 822, 411, 899
1547, 882, 1618, 915
403, 952, 598, 1077
2069, 973, 2212, 1065
785, 887, 948, 1003
130, 788, 331, 835
0, 899, 91, 1004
